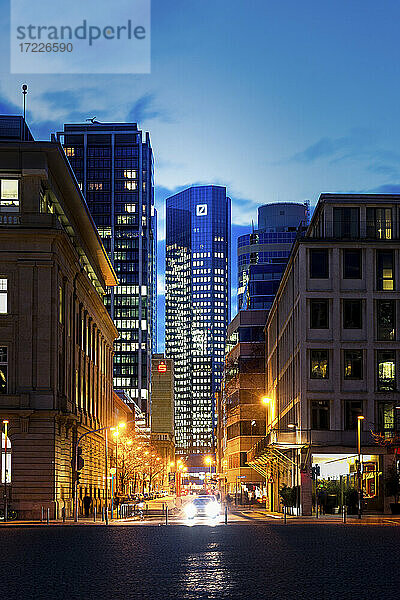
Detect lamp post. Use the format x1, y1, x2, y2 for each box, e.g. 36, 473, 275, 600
357, 415, 365, 520
204, 455, 212, 488
2, 420, 9, 522
261, 398, 272, 509
73, 419, 129, 524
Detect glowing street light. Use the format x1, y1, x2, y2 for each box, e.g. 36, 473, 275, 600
357, 415, 365, 519
261, 397, 272, 405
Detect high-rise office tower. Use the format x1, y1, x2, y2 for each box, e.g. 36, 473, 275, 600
238, 202, 308, 310
165, 186, 231, 455
57, 123, 156, 415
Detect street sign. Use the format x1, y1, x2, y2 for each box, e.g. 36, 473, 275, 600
237, 475, 246, 479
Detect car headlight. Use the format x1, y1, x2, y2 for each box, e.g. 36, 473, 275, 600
185, 503, 197, 518
206, 502, 220, 517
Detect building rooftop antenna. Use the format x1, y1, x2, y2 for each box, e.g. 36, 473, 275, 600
22, 84, 28, 122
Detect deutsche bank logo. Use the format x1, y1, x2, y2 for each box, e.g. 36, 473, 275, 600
196, 204, 207, 216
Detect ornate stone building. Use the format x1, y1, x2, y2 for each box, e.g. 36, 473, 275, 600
0, 117, 119, 519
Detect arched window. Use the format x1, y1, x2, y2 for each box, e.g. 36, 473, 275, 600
1, 432, 11, 483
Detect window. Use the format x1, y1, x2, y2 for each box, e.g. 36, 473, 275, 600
345, 400, 363, 430
311, 401, 329, 429
310, 249, 329, 279
310, 300, 329, 329
0, 179, 19, 209
377, 300, 395, 341
59, 285, 64, 324
0, 279, 7, 313
367, 207, 392, 240
377, 350, 396, 391
377, 250, 394, 291
0, 347, 7, 393
333, 207, 360, 239
378, 403, 400, 434
343, 249, 362, 279
344, 350, 363, 379
310, 350, 329, 379
343, 300, 362, 329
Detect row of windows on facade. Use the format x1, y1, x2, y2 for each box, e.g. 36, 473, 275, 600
91, 216, 150, 227
310, 248, 395, 289
310, 399, 400, 432
65, 146, 142, 158
86, 182, 147, 192
329, 207, 394, 240
309, 298, 397, 336
310, 348, 397, 390
238, 232, 298, 248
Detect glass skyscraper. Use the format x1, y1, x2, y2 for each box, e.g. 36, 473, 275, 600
57, 123, 156, 416
165, 186, 231, 455
238, 202, 308, 310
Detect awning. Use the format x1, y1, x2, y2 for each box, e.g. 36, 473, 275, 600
247, 445, 297, 479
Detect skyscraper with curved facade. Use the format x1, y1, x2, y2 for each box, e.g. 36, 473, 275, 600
238, 202, 308, 310
165, 186, 231, 455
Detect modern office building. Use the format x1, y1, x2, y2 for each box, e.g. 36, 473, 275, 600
248, 194, 400, 514
238, 202, 308, 310
56, 123, 156, 416
165, 186, 231, 455
217, 310, 267, 500
151, 354, 175, 490
0, 117, 118, 519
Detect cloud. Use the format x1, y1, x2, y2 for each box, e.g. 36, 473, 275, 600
127, 93, 171, 124
0, 93, 21, 115
367, 183, 400, 194
290, 129, 375, 164
41, 90, 82, 111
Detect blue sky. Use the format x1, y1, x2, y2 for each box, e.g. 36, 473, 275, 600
1, 0, 400, 349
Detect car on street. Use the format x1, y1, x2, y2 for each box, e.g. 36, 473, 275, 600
184, 495, 221, 519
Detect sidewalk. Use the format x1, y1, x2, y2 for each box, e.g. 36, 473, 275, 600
233, 506, 400, 524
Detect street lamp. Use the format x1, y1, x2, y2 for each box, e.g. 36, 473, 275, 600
204, 455, 213, 487
357, 415, 365, 520
2, 420, 9, 522
73, 419, 132, 524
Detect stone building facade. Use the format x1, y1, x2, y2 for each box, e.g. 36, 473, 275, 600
0, 120, 119, 519
248, 194, 400, 514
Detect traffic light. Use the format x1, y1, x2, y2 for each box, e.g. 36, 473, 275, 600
77, 447, 84, 472
75, 471, 81, 485
311, 465, 320, 479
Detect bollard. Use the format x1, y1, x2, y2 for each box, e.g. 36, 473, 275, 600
283, 505, 287, 524
145, 503, 148, 518
105, 507, 109, 525
47, 507, 50, 525
102, 507, 105, 522
224, 506, 228, 525
342, 505, 347, 523
62, 507, 66, 523
94, 507, 96, 523
41, 506, 44, 522
316, 500, 319, 519
165, 505, 168, 526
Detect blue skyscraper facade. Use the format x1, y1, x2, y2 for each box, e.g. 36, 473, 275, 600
166, 186, 231, 455
238, 202, 308, 310
57, 123, 156, 416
